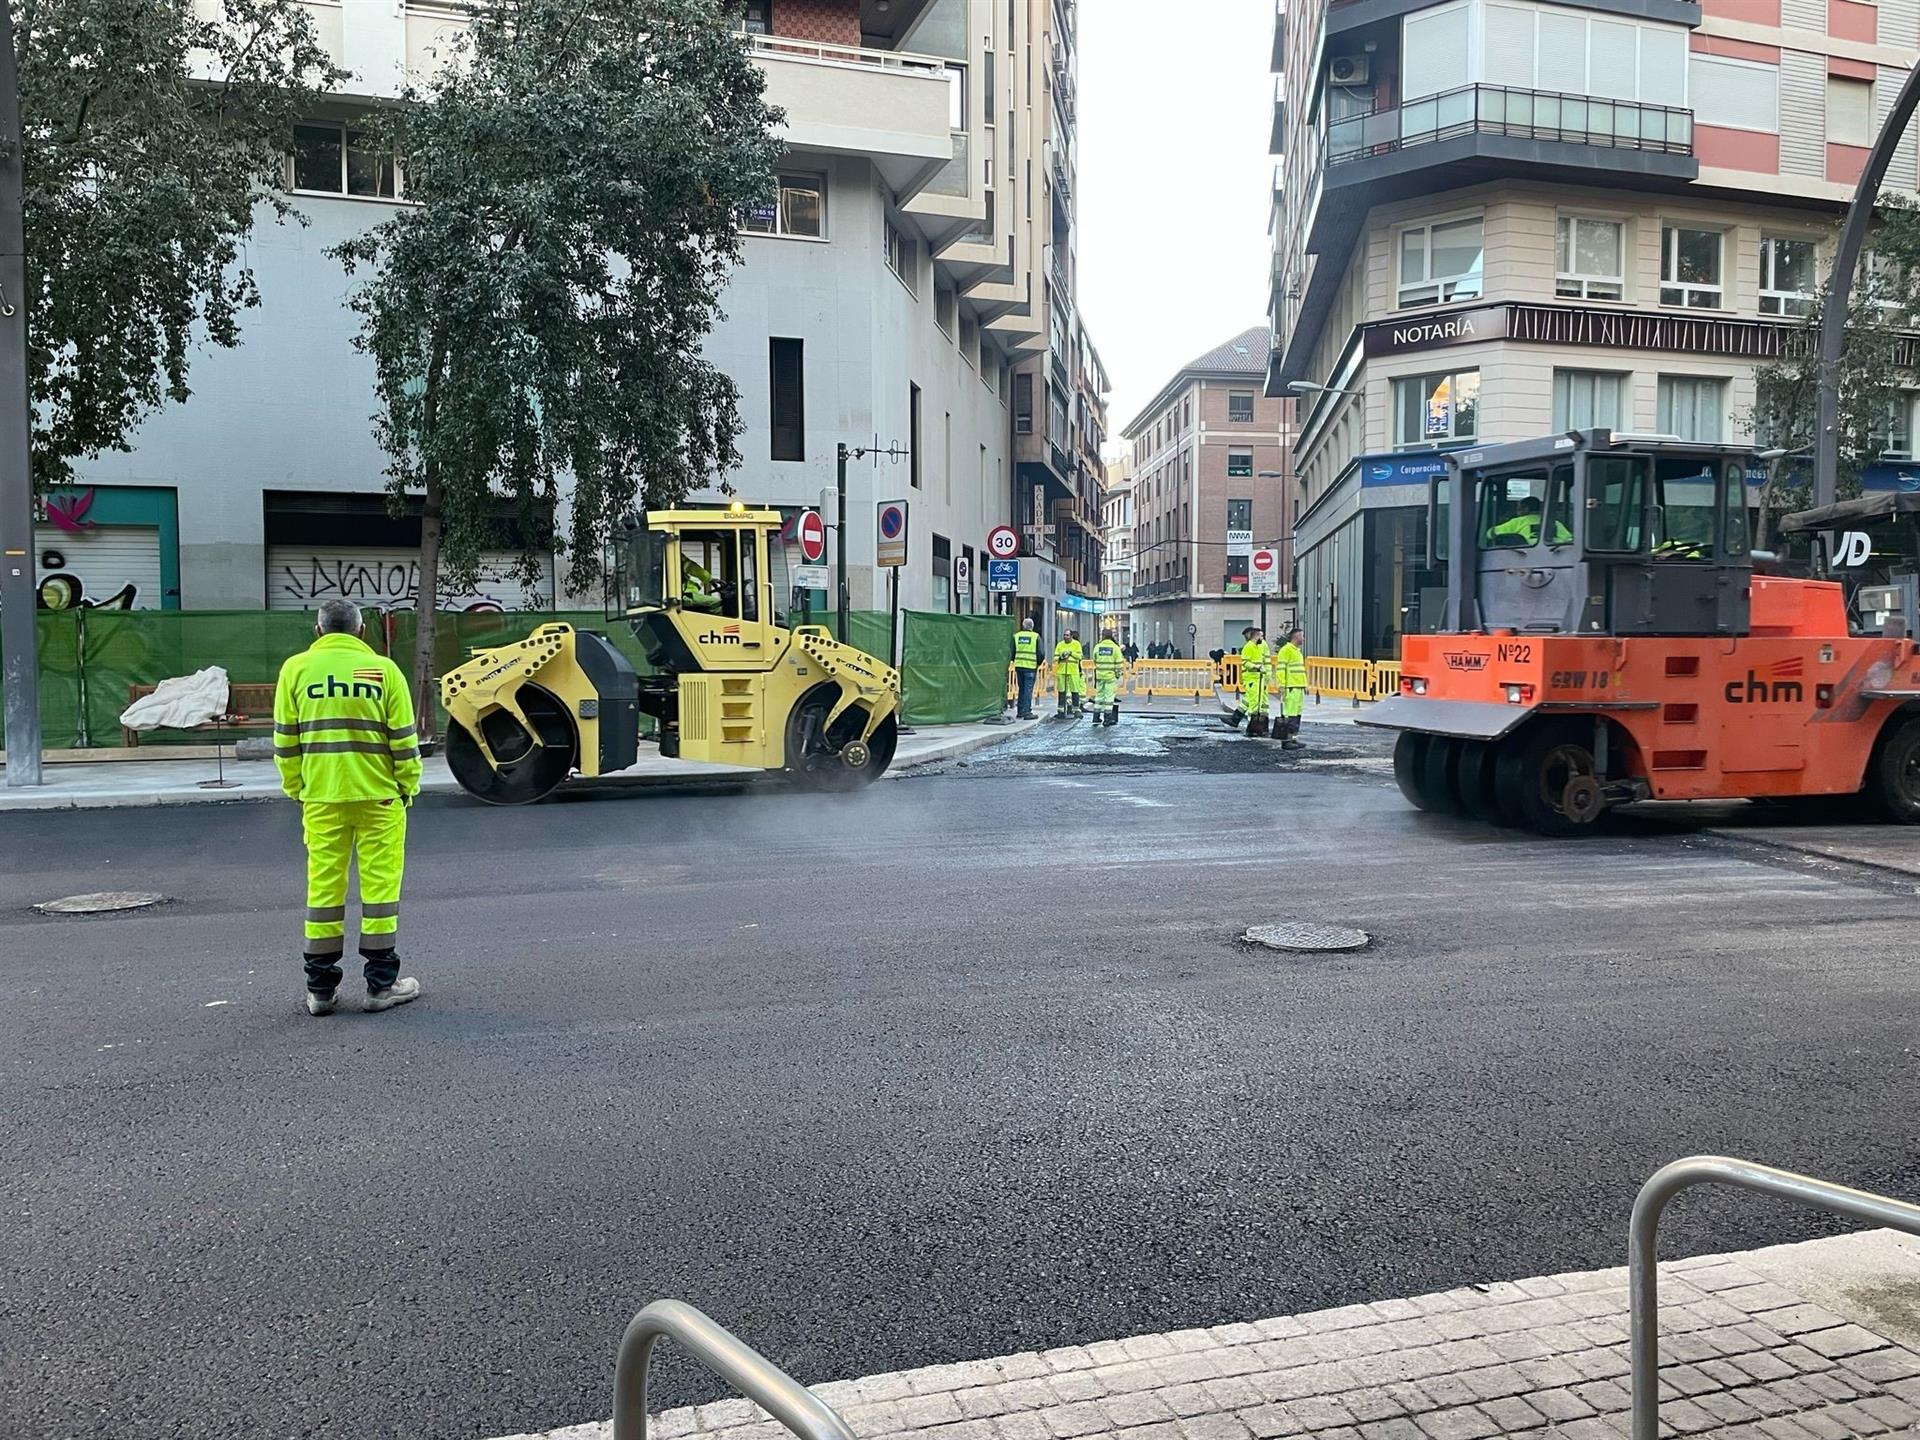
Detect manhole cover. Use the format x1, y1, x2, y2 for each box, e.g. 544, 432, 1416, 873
1243, 921, 1370, 953
33, 891, 167, 915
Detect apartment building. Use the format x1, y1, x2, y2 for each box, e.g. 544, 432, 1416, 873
1122, 327, 1296, 656
1100, 456, 1136, 639
1267, 0, 1920, 658
49, 0, 1061, 619
1008, 0, 1111, 635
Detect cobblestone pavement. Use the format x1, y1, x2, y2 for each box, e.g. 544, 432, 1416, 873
497, 1232, 1920, 1440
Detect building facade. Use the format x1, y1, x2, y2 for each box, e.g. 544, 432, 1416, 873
1008, 0, 1111, 638
1266, 0, 1920, 658
1100, 456, 1136, 639
1122, 327, 1296, 656
53, 0, 1084, 621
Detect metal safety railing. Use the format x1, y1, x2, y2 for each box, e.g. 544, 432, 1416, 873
1629, 1156, 1920, 1440
614, 1299, 856, 1440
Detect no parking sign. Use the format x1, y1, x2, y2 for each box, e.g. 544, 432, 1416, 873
876, 500, 909, 568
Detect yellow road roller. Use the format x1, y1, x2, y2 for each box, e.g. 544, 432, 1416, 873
439, 508, 900, 804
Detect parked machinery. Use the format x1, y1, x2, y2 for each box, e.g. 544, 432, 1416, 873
440, 508, 900, 804
1360, 430, 1920, 833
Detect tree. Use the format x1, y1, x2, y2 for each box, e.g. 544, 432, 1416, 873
334, 0, 783, 733
17, 0, 341, 488
1747, 192, 1920, 549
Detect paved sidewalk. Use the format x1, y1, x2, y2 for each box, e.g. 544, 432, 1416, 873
494, 1230, 1920, 1440
0, 718, 1036, 812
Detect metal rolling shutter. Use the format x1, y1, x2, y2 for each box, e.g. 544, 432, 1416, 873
33, 524, 165, 609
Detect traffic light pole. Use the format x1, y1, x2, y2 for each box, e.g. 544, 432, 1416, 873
834, 443, 850, 642
0, 2, 39, 787
1814, 60, 1920, 509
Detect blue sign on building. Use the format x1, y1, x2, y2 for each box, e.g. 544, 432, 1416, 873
1359, 451, 1449, 488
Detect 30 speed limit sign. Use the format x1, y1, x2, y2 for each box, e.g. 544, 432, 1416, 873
986, 525, 1019, 559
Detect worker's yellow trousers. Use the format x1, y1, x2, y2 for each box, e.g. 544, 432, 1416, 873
1094, 675, 1119, 707
1281, 686, 1305, 719
302, 799, 407, 990
1241, 677, 1268, 715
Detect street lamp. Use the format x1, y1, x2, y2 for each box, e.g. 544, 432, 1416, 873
0, 2, 35, 787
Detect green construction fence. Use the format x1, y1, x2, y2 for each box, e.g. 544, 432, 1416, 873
1, 606, 1013, 748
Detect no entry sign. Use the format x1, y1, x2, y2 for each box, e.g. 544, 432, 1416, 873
1249, 547, 1279, 595
797, 510, 826, 564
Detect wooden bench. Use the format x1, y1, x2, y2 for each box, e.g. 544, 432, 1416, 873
123, 682, 278, 748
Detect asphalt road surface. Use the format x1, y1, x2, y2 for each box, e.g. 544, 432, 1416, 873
6, 713, 1920, 1440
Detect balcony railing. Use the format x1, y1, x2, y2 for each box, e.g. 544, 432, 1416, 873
745, 33, 948, 78
1324, 84, 1693, 168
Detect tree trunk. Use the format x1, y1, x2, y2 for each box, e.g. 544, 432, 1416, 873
412, 473, 443, 742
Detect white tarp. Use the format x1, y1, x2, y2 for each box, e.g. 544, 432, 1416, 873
119, 667, 231, 733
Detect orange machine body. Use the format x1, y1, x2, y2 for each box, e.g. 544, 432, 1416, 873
1395, 576, 1920, 800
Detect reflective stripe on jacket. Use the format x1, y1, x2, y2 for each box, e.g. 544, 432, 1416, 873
274, 634, 422, 804
1274, 642, 1309, 689
1239, 640, 1269, 684
1012, 631, 1041, 669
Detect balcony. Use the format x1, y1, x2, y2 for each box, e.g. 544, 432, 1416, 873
1271, 82, 1698, 389
748, 35, 953, 203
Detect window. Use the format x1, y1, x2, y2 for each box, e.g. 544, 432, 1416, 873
1688, 54, 1779, 132
1184, 397, 1192, 427
1870, 394, 1914, 458
1657, 375, 1727, 442
935, 284, 956, 336
910, 384, 923, 489
769, 339, 804, 462
1656, 457, 1719, 558
1478, 471, 1551, 549
1660, 226, 1723, 309
1013, 372, 1033, 434
1228, 391, 1255, 423
1227, 450, 1253, 478
1393, 370, 1480, 447
1397, 217, 1484, 308
1556, 216, 1624, 301
1587, 455, 1648, 553
1552, 370, 1624, 431
1759, 236, 1817, 317
734, 0, 771, 33
1828, 76, 1873, 148
946, 64, 968, 129
886, 218, 916, 292
290, 122, 400, 198
1227, 499, 1254, 530
743, 174, 826, 239
1721, 461, 1751, 558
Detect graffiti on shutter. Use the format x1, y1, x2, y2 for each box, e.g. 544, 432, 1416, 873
35, 524, 165, 609
265, 547, 555, 612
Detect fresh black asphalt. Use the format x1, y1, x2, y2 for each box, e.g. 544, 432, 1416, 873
5, 714, 1919, 1440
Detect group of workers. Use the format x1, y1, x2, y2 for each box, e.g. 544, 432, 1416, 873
1225, 624, 1308, 749
1007, 618, 1125, 725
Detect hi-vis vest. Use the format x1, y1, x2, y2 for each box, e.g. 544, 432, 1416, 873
1092, 639, 1124, 678
1240, 639, 1269, 684
1274, 642, 1309, 689
273, 633, 423, 804
1012, 630, 1041, 670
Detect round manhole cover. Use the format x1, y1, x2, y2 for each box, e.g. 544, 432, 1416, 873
1243, 921, 1370, 953
33, 891, 167, 915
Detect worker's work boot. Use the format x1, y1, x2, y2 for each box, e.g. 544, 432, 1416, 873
365, 976, 422, 1013
1283, 718, 1306, 750
305, 989, 336, 1017
1224, 709, 1245, 731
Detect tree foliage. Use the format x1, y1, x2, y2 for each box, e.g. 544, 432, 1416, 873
1748, 192, 1920, 537
334, 0, 783, 631
17, 0, 341, 487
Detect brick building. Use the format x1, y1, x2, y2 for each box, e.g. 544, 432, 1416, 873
1122, 328, 1297, 656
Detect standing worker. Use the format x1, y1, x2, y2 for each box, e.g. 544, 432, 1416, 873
1226, 625, 1269, 736
274, 598, 424, 1016
1053, 629, 1086, 718
1090, 627, 1125, 727
1010, 617, 1041, 720
1274, 626, 1309, 750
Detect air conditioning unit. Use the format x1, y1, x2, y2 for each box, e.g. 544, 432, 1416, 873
1328, 55, 1370, 86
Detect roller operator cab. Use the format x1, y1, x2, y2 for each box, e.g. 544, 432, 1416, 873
1357, 429, 1920, 833
440, 508, 900, 805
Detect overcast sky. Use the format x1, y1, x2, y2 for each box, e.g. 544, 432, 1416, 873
1078, 0, 1276, 449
